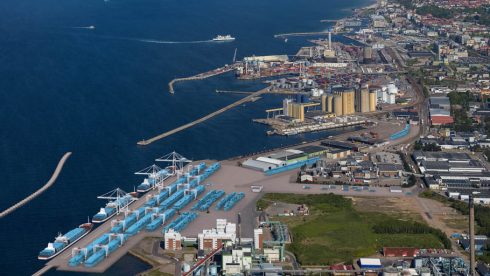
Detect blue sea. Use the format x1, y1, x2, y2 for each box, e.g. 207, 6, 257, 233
0, 0, 372, 274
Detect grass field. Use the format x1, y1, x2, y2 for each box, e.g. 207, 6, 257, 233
259, 193, 449, 266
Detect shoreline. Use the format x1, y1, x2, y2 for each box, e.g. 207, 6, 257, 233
33, 0, 384, 274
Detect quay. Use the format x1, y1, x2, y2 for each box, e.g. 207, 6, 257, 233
168, 65, 235, 94
137, 87, 271, 146
273, 31, 345, 38
38, 169, 185, 274
0, 152, 72, 219
215, 90, 254, 95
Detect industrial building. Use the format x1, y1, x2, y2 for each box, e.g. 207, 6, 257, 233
164, 229, 182, 250
242, 146, 331, 172
254, 228, 263, 250
222, 247, 252, 275
357, 84, 370, 113
198, 219, 237, 250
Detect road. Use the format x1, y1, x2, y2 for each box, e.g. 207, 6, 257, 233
151, 240, 181, 276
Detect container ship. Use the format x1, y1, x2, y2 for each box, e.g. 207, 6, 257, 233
212, 35, 235, 42
38, 222, 93, 260
135, 165, 172, 193
92, 192, 137, 223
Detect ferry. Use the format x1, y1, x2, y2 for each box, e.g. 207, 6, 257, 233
38, 222, 93, 260
92, 193, 137, 223
212, 35, 235, 42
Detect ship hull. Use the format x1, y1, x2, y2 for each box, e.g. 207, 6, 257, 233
91, 198, 137, 223
38, 224, 93, 261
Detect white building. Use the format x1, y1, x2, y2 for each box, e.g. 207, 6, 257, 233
254, 228, 263, 250
222, 247, 252, 275
164, 229, 182, 250
198, 219, 236, 250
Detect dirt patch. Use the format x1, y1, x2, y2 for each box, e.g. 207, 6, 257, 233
351, 196, 424, 221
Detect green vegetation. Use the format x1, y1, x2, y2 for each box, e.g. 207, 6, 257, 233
463, 7, 490, 27
420, 190, 490, 262
259, 193, 451, 265
414, 140, 441, 151
448, 92, 476, 132
395, 0, 414, 9
373, 218, 451, 248
420, 190, 490, 236
397, 151, 413, 173
416, 5, 454, 19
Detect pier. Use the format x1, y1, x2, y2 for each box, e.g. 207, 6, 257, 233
168, 65, 235, 94
273, 31, 344, 38
138, 87, 270, 146
215, 90, 254, 95
0, 152, 72, 219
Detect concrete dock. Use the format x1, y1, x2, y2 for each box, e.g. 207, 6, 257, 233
0, 152, 72, 219
168, 65, 235, 94
36, 160, 260, 274
273, 31, 345, 38
137, 87, 270, 146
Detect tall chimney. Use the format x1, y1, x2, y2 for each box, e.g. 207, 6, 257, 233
237, 212, 242, 246
470, 195, 476, 276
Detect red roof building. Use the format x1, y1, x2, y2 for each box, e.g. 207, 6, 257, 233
383, 247, 420, 257
430, 115, 454, 125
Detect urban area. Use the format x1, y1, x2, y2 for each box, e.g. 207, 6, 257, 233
31, 0, 490, 275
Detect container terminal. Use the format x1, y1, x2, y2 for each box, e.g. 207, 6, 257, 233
36, 117, 418, 274
39, 152, 247, 273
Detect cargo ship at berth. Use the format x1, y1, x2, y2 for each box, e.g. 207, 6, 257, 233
38, 222, 93, 260
212, 35, 235, 41
136, 167, 171, 193
92, 189, 137, 223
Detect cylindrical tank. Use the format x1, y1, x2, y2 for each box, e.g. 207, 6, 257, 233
333, 94, 343, 116
360, 85, 370, 113
210, 264, 218, 276
183, 263, 191, 273
342, 90, 354, 115
369, 91, 377, 111
321, 95, 327, 112
327, 95, 333, 113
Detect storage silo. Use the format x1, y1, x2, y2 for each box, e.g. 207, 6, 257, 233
369, 90, 377, 111
333, 94, 343, 116
327, 95, 333, 113
360, 84, 370, 113
342, 89, 355, 115
321, 94, 327, 112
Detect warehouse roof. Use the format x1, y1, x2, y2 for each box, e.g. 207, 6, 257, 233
256, 157, 285, 166
430, 116, 454, 125
429, 108, 451, 116
359, 258, 382, 267
295, 145, 328, 154
429, 96, 450, 106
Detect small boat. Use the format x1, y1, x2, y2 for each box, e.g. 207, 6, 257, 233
212, 35, 235, 42
38, 222, 93, 260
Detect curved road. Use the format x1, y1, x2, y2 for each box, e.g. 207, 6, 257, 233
0, 152, 72, 219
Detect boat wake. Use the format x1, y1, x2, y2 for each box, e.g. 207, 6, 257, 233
135, 38, 215, 44
72, 26, 96, 30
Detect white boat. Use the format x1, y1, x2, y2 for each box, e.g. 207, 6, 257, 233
212, 35, 235, 42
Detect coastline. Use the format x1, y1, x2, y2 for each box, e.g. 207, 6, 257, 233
29, 0, 382, 275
